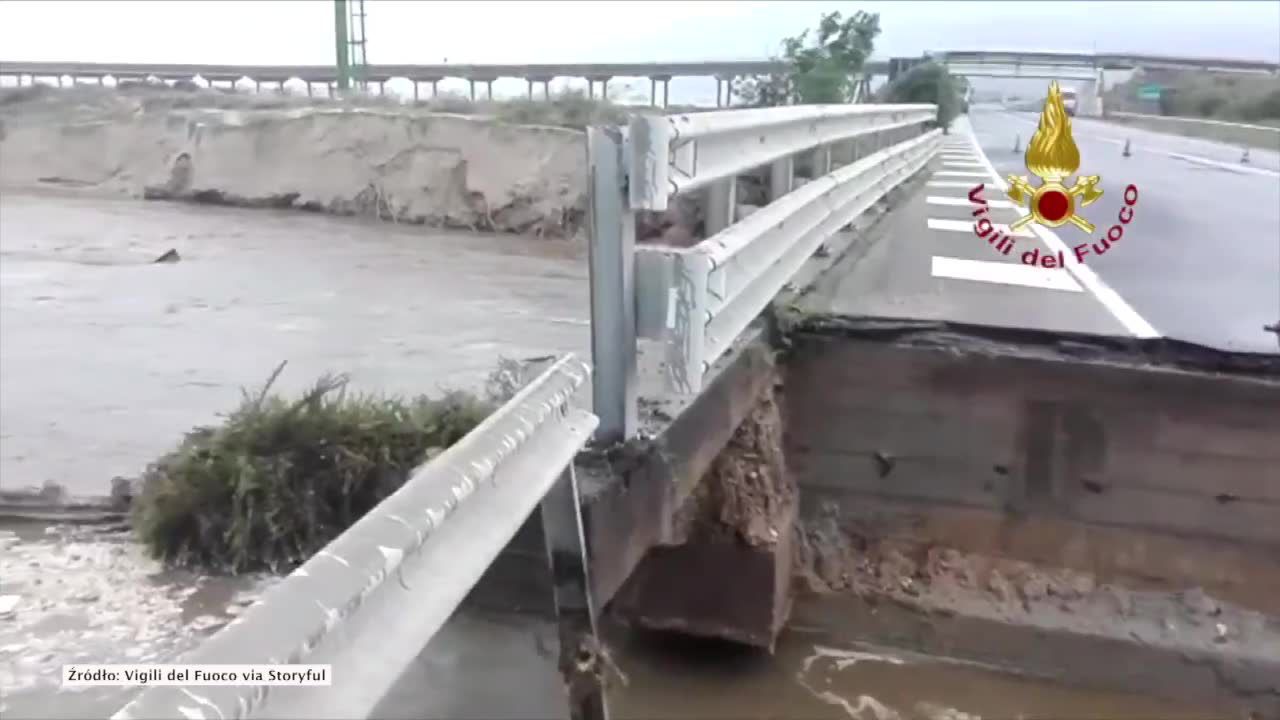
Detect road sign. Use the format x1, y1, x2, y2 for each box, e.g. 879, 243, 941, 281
1137, 85, 1163, 100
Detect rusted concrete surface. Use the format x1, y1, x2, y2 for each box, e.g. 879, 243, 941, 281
577, 329, 778, 611
780, 316, 1280, 712
792, 536, 1280, 717
783, 317, 1280, 551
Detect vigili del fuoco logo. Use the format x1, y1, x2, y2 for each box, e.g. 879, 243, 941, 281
969, 81, 1139, 269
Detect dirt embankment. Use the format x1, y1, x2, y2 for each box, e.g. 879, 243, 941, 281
669, 385, 795, 548
0, 87, 588, 238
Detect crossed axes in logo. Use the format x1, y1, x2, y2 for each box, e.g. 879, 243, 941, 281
1006, 174, 1104, 233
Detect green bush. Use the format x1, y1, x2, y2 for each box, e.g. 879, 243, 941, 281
131, 365, 494, 573
879, 61, 965, 130
732, 10, 881, 107
1109, 71, 1280, 124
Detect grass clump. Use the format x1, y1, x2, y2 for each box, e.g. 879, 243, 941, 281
131, 363, 495, 574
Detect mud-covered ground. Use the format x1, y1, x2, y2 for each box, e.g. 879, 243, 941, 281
0, 85, 590, 238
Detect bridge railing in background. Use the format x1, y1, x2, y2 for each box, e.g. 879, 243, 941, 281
113, 355, 606, 720
586, 103, 940, 439
1103, 110, 1280, 153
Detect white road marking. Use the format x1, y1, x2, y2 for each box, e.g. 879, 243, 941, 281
928, 217, 1035, 238
1165, 151, 1280, 178
931, 256, 1083, 292
934, 170, 991, 178
961, 118, 1160, 338
928, 180, 987, 188
928, 196, 1017, 209
998, 111, 1279, 179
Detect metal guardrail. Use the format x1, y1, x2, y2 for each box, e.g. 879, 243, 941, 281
1106, 110, 1280, 133
1106, 110, 1280, 134
113, 355, 606, 720
1103, 111, 1280, 155
638, 127, 942, 395
585, 104, 940, 440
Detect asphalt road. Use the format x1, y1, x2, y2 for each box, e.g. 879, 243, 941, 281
972, 106, 1280, 352
809, 107, 1280, 354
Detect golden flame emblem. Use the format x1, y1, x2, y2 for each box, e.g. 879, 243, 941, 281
1006, 81, 1102, 234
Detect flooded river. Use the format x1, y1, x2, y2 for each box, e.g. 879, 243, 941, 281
0, 192, 1234, 719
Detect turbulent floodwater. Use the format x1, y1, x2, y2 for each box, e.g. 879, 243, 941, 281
0, 189, 589, 500
0, 520, 1224, 720
0, 192, 1231, 719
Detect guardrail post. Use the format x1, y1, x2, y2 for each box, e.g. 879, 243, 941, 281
587, 127, 637, 443
706, 178, 736, 235
812, 144, 833, 178
540, 465, 609, 720
768, 156, 794, 202
666, 251, 712, 394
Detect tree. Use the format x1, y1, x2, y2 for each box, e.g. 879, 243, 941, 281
733, 10, 881, 107
879, 61, 966, 131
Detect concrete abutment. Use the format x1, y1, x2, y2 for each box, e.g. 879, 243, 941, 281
486, 319, 1280, 715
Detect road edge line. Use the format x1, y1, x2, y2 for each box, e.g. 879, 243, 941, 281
960, 118, 1161, 339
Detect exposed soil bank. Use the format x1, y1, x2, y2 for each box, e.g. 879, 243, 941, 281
614, 385, 797, 650
0, 88, 587, 238
793, 516, 1280, 717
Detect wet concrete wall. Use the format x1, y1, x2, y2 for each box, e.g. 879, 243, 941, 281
0, 91, 587, 238
782, 321, 1280, 612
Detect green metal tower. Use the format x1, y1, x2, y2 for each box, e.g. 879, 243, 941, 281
333, 0, 368, 93
348, 0, 369, 91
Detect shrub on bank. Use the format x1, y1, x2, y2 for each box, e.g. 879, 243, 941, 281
1105, 72, 1280, 125
131, 364, 495, 574
878, 61, 966, 132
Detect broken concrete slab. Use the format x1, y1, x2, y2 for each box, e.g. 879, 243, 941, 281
612, 386, 796, 650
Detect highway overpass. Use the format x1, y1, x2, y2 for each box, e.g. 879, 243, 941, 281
5, 49, 1276, 107
934, 49, 1280, 74
0, 59, 814, 106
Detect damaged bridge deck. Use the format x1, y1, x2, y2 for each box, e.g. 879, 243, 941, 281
481, 312, 1280, 715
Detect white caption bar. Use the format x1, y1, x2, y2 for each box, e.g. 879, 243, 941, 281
64, 664, 332, 687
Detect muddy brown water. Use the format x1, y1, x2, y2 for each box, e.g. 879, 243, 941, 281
0, 192, 1236, 719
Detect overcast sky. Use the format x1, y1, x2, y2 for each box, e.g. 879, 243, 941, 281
2, 1, 1277, 65
1, 1, 1275, 104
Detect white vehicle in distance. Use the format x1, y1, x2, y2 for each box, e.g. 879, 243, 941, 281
1062, 88, 1079, 116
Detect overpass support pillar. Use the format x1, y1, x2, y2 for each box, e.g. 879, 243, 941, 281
585, 76, 611, 101
1078, 70, 1104, 117
649, 75, 671, 108
715, 77, 735, 108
